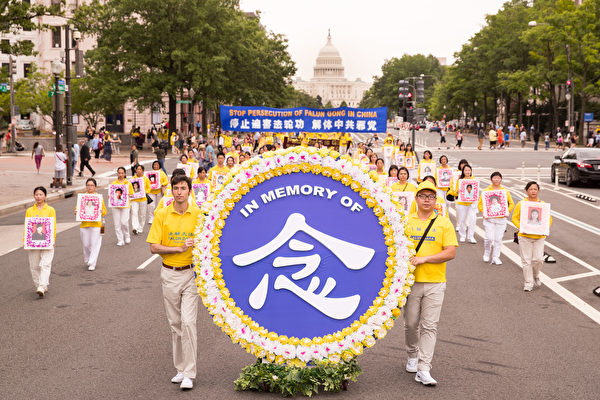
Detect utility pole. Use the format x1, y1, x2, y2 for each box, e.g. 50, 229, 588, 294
65, 25, 73, 185
9, 56, 16, 152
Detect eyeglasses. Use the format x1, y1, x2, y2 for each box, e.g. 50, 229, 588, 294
417, 194, 436, 201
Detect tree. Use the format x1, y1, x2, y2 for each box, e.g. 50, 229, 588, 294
339, 100, 348, 108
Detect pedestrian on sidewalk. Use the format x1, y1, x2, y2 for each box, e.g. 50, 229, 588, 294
71, 142, 80, 177
25, 186, 56, 297
147, 174, 201, 391
533, 130, 540, 151
131, 164, 151, 235
77, 178, 107, 271
489, 127, 497, 150
504, 131, 510, 148
130, 144, 139, 176
102, 135, 113, 162
31, 142, 45, 173
545, 133, 550, 150
403, 180, 458, 386
53, 145, 67, 190
111, 167, 134, 246
78, 139, 95, 177
512, 181, 552, 292
478, 172, 514, 265
520, 128, 527, 151
455, 129, 463, 149
91, 134, 101, 159
477, 126, 484, 150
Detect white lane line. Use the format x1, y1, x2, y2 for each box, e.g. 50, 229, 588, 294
544, 242, 600, 274
554, 272, 600, 283
137, 254, 160, 270
449, 208, 600, 325
510, 177, 600, 210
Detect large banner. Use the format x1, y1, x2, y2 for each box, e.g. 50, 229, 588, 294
220, 106, 387, 133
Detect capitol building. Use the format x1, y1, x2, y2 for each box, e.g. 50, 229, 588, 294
293, 32, 371, 108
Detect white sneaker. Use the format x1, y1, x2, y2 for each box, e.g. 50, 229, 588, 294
117, 241, 124, 247
468, 237, 477, 244
125, 238, 131, 244
534, 278, 542, 287
492, 257, 502, 265
36, 286, 45, 297
483, 253, 490, 263
415, 370, 437, 386
459, 237, 466, 243
406, 357, 418, 373
88, 265, 96, 271
171, 372, 184, 383
524, 285, 533, 292
180, 377, 193, 390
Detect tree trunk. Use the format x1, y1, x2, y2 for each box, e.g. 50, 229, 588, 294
579, 95, 587, 145
549, 82, 559, 137
483, 92, 488, 127
168, 93, 177, 138
504, 93, 511, 127
202, 99, 207, 137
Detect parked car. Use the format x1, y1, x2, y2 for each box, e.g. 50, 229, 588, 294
419, 123, 426, 130
551, 147, 600, 186
429, 126, 441, 133
17, 119, 33, 131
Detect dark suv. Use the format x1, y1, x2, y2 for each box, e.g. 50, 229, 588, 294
551, 147, 600, 186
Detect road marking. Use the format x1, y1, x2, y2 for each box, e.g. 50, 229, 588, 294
544, 242, 600, 274
137, 254, 159, 270
554, 271, 600, 283
510, 177, 600, 210
449, 208, 600, 325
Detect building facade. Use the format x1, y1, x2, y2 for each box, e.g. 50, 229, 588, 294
293, 32, 370, 108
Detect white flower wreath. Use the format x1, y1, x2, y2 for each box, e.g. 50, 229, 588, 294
193, 146, 415, 367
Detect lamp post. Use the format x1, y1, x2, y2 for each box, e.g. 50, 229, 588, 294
51, 58, 64, 151
474, 100, 478, 128
527, 97, 534, 139
189, 88, 195, 138
64, 25, 81, 185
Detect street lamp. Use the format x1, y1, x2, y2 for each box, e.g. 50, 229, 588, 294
51, 58, 64, 151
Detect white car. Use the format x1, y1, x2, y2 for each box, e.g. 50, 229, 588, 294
17, 119, 34, 130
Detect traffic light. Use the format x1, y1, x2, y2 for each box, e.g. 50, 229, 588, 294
566, 79, 573, 90
416, 79, 425, 103
398, 80, 409, 100
183, 112, 188, 123
406, 106, 414, 124
8, 57, 16, 76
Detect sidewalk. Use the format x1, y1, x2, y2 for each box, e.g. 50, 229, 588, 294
0, 148, 162, 217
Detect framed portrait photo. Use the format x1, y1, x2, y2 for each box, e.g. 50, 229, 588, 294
211, 171, 229, 188
24, 217, 54, 250
108, 184, 129, 208
482, 190, 509, 218
458, 179, 479, 203
177, 163, 193, 178
419, 162, 436, 180
520, 201, 551, 236
192, 183, 210, 207
394, 153, 404, 167
76, 193, 103, 222
437, 168, 453, 188
383, 145, 394, 158
395, 191, 415, 213
145, 170, 161, 190
129, 177, 146, 200
404, 156, 415, 169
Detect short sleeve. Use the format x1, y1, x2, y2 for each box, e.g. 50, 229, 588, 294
146, 210, 164, 244
441, 217, 458, 247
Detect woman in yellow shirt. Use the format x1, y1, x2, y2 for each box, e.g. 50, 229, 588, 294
391, 166, 417, 193
147, 160, 169, 224
512, 181, 552, 291
417, 150, 436, 183
404, 143, 417, 182
111, 167, 134, 246
449, 164, 477, 243
131, 164, 152, 235
477, 172, 515, 264
178, 154, 196, 179
25, 186, 56, 297
78, 178, 107, 271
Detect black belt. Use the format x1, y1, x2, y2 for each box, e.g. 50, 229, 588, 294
162, 263, 193, 271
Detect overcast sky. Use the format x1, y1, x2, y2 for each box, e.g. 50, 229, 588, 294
240, 0, 508, 82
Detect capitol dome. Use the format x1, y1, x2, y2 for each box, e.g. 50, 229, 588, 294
313, 31, 345, 82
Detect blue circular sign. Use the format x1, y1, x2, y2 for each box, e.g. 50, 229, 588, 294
219, 171, 387, 338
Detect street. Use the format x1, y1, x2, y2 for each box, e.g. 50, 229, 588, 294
0, 138, 599, 400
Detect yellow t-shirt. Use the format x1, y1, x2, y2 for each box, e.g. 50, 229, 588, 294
25, 203, 57, 241
110, 179, 134, 208
148, 170, 169, 195
511, 199, 552, 239
405, 212, 458, 282
391, 181, 417, 193
223, 135, 233, 148
146, 203, 201, 267
477, 185, 515, 217
208, 165, 230, 189
79, 195, 108, 228
130, 175, 152, 202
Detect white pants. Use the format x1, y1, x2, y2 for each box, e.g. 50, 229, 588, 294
161, 266, 199, 379
482, 218, 507, 259
28, 249, 54, 289
404, 282, 446, 372
112, 207, 130, 244
147, 193, 158, 223
456, 203, 477, 240
384, 156, 392, 171
131, 201, 147, 233
518, 236, 545, 288
80, 227, 102, 268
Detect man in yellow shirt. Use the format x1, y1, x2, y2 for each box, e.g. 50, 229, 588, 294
403, 181, 458, 386
208, 152, 230, 190
147, 174, 201, 390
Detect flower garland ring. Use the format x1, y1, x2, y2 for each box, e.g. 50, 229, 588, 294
193, 146, 415, 367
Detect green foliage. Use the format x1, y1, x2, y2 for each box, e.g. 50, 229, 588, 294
284, 86, 322, 108
234, 358, 362, 397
